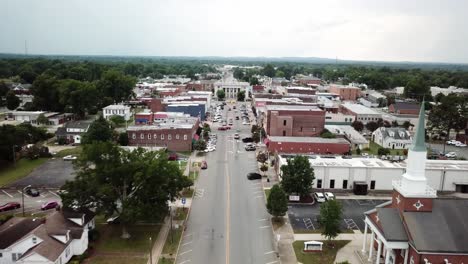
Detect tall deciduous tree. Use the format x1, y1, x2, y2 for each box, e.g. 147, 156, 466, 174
6, 91, 20, 110
351, 121, 364, 132
96, 70, 136, 106
280, 155, 314, 197
60, 142, 193, 238
216, 89, 225, 100
365, 121, 379, 132
267, 184, 288, 219
262, 64, 276, 77
320, 199, 343, 243
81, 116, 113, 144
237, 90, 245, 101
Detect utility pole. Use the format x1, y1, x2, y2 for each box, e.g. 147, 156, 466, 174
149, 237, 153, 264
12, 145, 16, 167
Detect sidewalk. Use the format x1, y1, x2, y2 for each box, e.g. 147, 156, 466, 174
275, 218, 299, 264
147, 217, 170, 264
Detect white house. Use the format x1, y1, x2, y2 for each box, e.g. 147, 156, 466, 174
103, 104, 131, 121
55, 121, 91, 144
372, 127, 412, 150
0, 210, 95, 264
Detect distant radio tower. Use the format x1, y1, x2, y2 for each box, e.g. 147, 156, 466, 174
25, 40, 28, 56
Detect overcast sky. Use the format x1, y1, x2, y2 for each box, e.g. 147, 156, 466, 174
1, 0, 467, 63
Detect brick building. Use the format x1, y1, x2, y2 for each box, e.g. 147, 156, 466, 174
285, 86, 317, 95
265, 105, 325, 137
127, 117, 199, 152
362, 103, 468, 264
296, 76, 321, 86
388, 102, 420, 115
329, 85, 361, 101
267, 136, 350, 154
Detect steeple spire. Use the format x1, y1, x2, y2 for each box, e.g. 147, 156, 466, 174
411, 101, 426, 152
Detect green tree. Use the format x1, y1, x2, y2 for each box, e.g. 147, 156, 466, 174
216, 89, 225, 101
404, 76, 429, 100
262, 64, 276, 77
237, 90, 245, 101
249, 77, 260, 85
118, 132, 129, 146
320, 199, 343, 243
256, 151, 268, 163
267, 184, 288, 219
377, 147, 390, 156
96, 70, 136, 106
36, 113, 49, 125
351, 121, 364, 132
82, 116, 113, 144
402, 121, 412, 130
31, 74, 64, 112
365, 121, 379, 132
280, 156, 314, 196
320, 129, 336, 138
193, 140, 207, 151
109, 115, 126, 127
59, 79, 98, 118
260, 163, 269, 175
6, 91, 20, 110
60, 142, 192, 238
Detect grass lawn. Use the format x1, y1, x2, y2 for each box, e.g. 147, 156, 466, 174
293, 240, 351, 264
55, 146, 83, 157
264, 188, 271, 200
189, 171, 198, 181
294, 228, 354, 234
182, 188, 194, 198
0, 158, 49, 187
88, 256, 147, 264
94, 224, 161, 253
158, 257, 175, 264
170, 160, 187, 172
173, 207, 188, 221
362, 142, 404, 156
162, 227, 183, 256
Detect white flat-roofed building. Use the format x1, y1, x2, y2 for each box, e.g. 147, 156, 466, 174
103, 104, 131, 121
214, 80, 249, 99
340, 103, 382, 124
276, 154, 468, 192
325, 124, 369, 149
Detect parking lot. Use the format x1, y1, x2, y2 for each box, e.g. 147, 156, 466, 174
0, 188, 62, 216
7, 159, 75, 188
428, 143, 468, 159
288, 199, 390, 232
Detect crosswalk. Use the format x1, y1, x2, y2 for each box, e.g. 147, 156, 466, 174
194, 189, 204, 198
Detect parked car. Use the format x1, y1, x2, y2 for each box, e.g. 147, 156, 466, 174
41, 201, 60, 210
245, 145, 256, 151
324, 192, 335, 201
234, 133, 240, 139
447, 140, 459, 145
201, 161, 208, 169
314, 192, 326, 203
0, 202, 21, 212
63, 155, 77, 161
246, 172, 262, 180
445, 152, 457, 158
455, 142, 467, 147
168, 153, 178, 161
218, 126, 227, 131
242, 137, 253, 143
25, 187, 40, 197
235, 116, 239, 120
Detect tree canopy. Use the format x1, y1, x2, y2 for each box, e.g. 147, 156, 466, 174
280, 155, 315, 197
81, 116, 113, 144
216, 89, 225, 100
237, 90, 245, 101
320, 199, 343, 242
6, 91, 20, 110
428, 94, 467, 138
0, 124, 50, 162
267, 184, 288, 219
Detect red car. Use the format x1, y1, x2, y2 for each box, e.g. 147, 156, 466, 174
218, 126, 227, 131
41, 201, 60, 210
0, 202, 21, 212
225, 126, 231, 130
201, 161, 208, 169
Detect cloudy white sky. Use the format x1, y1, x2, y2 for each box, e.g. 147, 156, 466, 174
1, 0, 467, 63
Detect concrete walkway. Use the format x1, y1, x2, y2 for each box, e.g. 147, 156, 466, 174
148, 217, 170, 264
294, 231, 364, 264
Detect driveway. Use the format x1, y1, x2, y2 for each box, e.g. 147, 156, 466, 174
8, 159, 76, 188
288, 199, 389, 232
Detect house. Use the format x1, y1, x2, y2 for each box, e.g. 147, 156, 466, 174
372, 127, 412, 150
102, 104, 132, 121
362, 103, 468, 264
55, 121, 91, 144
325, 125, 369, 150
0, 209, 95, 264
388, 102, 420, 115
340, 103, 382, 124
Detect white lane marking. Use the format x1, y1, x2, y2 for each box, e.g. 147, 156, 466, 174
258, 218, 268, 221
2, 190, 13, 198
179, 260, 191, 264
266, 261, 279, 264
179, 250, 193, 256
40, 194, 46, 198
259, 226, 270, 229
183, 233, 193, 238
17, 190, 23, 194
49, 191, 60, 197
264, 251, 275, 255
181, 241, 193, 246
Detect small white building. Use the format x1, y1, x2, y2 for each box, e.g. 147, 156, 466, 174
0, 210, 95, 264
325, 125, 369, 150
214, 80, 249, 99
103, 104, 131, 121
372, 127, 412, 150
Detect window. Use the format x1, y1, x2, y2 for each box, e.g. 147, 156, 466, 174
312, 127, 316, 132
176, 134, 179, 139
184, 135, 187, 140
168, 134, 172, 140
370, 180, 376, 190
330, 179, 335, 189
12, 253, 22, 261
32, 237, 37, 244
132, 133, 136, 139
154, 133, 157, 139
148, 134, 151, 139
283, 120, 287, 126
317, 179, 322, 189
0, 253, 2, 257
342, 180, 348, 189
161, 134, 164, 140
300, 127, 303, 132
282, 130, 286, 136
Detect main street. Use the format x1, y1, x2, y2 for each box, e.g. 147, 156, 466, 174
176, 101, 278, 264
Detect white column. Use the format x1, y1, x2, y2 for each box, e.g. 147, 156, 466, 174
385, 249, 391, 264
368, 230, 375, 261
362, 222, 368, 253
375, 240, 382, 264
404, 249, 409, 264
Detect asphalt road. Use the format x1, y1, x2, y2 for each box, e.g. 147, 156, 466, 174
7, 159, 75, 188
177, 102, 278, 264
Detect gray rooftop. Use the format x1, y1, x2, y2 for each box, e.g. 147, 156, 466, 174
377, 127, 411, 140
376, 208, 408, 242
268, 136, 350, 144
265, 105, 322, 111
342, 103, 381, 115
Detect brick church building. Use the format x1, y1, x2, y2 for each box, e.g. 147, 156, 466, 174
362, 102, 468, 264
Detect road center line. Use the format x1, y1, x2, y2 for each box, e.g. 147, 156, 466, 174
2, 190, 13, 198
258, 218, 268, 221
259, 226, 270, 229
181, 241, 193, 246
179, 260, 191, 264
266, 261, 279, 264
264, 251, 275, 255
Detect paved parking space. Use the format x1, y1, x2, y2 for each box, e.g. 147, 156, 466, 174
288, 199, 389, 232
7, 159, 75, 188
0, 188, 62, 216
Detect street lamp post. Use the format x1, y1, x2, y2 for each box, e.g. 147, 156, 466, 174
22, 185, 31, 216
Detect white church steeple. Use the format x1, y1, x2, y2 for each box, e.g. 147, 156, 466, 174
393, 101, 437, 198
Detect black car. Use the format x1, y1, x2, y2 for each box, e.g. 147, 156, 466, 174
235, 116, 239, 120
247, 172, 262, 180
242, 137, 253, 143
25, 187, 40, 197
